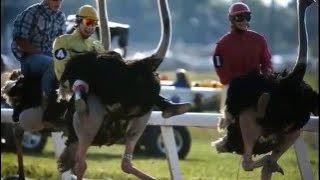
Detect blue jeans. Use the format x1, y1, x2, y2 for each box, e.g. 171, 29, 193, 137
20, 54, 56, 96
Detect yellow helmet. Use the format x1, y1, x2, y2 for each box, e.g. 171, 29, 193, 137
76, 5, 98, 21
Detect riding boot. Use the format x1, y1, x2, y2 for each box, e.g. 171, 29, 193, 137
155, 95, 191, 118
12, 106, 23, 122
42, 92, 66, 128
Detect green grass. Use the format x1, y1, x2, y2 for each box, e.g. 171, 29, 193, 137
1, 128, 318, 180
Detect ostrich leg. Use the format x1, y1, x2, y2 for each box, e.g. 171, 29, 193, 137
261, 130, 300, 180
73, 95, 105, 179
239, 109, 271, 171
121, 112, 156, 180
13, 124, 25, 180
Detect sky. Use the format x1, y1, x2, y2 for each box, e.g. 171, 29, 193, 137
225, 0, 293, 7
261, 0, 292, 7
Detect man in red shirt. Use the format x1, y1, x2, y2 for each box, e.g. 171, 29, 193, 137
213, 2, 273, 109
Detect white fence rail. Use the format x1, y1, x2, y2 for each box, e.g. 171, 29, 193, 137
1, 108, 318, 180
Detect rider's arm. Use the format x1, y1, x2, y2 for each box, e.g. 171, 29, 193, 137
52, 36, 71, 81
259, 37, 273, 75
213, 42, 231, 85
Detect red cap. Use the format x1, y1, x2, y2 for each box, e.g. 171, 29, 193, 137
228, 2, 251, 16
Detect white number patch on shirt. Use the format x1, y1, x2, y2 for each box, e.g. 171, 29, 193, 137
213, 55, 223, 68
54, 48, 67, 60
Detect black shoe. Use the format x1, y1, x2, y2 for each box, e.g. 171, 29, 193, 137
12, 107, 23, 122
42, 92, 68, 124
162, 103, 191, 118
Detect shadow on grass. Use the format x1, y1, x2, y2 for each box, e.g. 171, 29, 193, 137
3, 150, 206, 163
86, 151, 170, 161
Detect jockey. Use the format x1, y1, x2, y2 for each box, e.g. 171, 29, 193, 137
212, 2, 273, 110
52, 5, 191, 119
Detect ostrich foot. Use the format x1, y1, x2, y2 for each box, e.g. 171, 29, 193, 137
212, 136, 229, 153
121, 158, 156, 180
264, 157, 284, 175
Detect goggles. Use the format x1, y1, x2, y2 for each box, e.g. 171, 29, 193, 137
232, 13, 251, 22
82, 18, 98, 27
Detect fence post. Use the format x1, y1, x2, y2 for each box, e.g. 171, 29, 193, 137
293, 137, 314, 180
161, 126, 182, 180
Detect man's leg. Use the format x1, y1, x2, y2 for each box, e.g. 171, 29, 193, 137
42, 91, 67, 127
155, 95, 191, 118
41, 61, 65, 125
22, 54, 52, 77
13, 54, 52, 123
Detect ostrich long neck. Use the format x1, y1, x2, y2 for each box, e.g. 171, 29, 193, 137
153, 0, 172, 60
96, 0, 110, 51
291, 0, 309, 80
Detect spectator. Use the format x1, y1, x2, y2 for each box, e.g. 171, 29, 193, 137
173, 68, 191, 88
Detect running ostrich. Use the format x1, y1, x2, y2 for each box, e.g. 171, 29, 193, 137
213, 0, 318, 179
1, 0, 172, 179
56, 0, 172, 179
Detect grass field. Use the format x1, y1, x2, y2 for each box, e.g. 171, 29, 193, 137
1, 128, 318, 180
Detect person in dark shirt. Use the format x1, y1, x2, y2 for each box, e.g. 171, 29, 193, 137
173, 68, 191, 88
12, 0, 65, 80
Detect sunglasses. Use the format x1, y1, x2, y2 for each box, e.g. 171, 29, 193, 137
232, 13, 251, 22
82, 19, 98, 27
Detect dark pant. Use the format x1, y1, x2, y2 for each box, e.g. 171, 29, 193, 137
20, 54, 56, 97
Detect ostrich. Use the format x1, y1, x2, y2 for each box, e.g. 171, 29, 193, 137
213, 0, 318, 179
